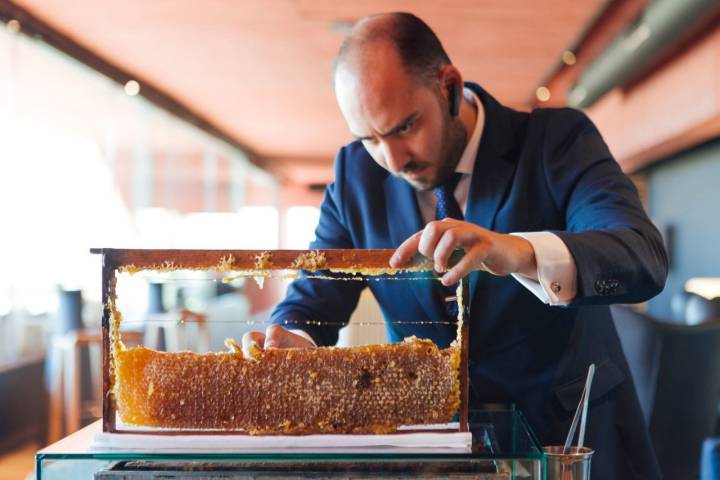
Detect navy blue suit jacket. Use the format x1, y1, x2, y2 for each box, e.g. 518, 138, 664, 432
272, 84, 667, 478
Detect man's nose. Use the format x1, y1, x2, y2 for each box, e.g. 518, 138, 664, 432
380, 139, 408, 174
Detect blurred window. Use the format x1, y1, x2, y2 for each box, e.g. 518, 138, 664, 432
0, 26, 277, 361
284, 206, 320, 249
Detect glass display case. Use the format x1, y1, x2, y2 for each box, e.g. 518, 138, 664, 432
91, 248, 474, 436
37, 409, 546, 479
37, 249, 545, 478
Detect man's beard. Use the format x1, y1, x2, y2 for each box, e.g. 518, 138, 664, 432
406, 113, 467, 191
433, 114, 468, 188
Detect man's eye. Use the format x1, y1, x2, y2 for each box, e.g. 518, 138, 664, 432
398, 121, 414, 134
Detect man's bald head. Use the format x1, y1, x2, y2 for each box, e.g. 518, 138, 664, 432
331, 13, 468, 191
333, 12, 452, 87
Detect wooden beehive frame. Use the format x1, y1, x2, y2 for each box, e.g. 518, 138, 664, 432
91, 248, 470, 435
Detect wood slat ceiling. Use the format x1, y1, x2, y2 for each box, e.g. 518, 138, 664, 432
13, 0, 607, 184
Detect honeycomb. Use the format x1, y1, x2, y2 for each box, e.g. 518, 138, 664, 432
114, 337, 460, 434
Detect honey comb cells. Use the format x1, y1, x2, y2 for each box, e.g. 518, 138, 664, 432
114, 337, 461, 434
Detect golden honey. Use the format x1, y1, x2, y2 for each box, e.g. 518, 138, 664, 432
114, 337, 460, 434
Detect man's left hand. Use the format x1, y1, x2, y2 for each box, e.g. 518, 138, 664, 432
390, 218, 537, 285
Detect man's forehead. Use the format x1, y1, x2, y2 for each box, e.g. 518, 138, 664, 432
337, 80, 420, 138
334, 54, 423, 135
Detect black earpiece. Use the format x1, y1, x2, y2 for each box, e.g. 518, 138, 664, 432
448, 83, 461, 117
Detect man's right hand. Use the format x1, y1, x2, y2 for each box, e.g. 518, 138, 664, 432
241, 324, 316, 357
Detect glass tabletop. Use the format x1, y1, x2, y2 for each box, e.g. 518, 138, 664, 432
37, 408, 546, 479
39, 409, 542, 461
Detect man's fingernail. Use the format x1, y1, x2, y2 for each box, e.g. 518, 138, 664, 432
390, 254, 399, 266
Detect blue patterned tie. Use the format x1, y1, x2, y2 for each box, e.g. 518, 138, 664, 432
433, 172, 464, 222
432, 172, 464, 319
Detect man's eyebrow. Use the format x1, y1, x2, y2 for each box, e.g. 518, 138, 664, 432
352, 112, 420, 141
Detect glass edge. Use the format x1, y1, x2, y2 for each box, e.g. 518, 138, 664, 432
515, 410, 546, 459
36, 410, 546, 462
35, 451, 545, 461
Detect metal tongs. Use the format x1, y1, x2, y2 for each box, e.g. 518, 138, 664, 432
563, 363, 596, 453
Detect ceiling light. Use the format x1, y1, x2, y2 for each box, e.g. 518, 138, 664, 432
6, 19, 20, 33
124, 80, 140, 96
561, 50, 576, 66
535, 86, 551, 102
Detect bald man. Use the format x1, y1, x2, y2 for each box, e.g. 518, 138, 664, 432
245, 12, 666, 479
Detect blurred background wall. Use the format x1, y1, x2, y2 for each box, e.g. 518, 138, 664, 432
0, 0, 719, 478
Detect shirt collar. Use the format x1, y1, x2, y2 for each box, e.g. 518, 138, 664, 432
455, 87, 484, 176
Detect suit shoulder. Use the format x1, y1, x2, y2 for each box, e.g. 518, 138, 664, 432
529, 107, 597, 135
528, 107, 603, 154
333, 140, 387, 183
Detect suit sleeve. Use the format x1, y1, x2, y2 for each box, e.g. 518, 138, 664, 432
269, 147, 366, 346
542, 109, 668, 305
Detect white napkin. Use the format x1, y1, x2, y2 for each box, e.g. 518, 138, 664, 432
91, 423, 472, 454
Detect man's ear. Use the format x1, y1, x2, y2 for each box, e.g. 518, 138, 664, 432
439, 65, 463, 117
448, 83, 461, 117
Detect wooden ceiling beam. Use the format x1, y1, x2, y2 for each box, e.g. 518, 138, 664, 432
534, 0, 648, 108
0, 0, 270, 174
586, 24, 720, 173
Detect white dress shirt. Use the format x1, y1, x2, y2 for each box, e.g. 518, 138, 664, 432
416, 88, 577, 306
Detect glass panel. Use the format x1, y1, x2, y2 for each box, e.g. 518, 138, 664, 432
37, 410, 544, 479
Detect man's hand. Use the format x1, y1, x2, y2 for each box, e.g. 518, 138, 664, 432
241, 324, 315, 357
389, 218, 537, 285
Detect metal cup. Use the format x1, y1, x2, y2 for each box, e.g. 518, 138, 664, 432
544, 446, 594, 480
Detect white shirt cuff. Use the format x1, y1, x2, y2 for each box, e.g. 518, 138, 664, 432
510, 232, 577, 306
289, 328, 317, 347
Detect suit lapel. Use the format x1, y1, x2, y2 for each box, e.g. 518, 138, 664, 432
384, 174, 423, 248
464, 84, 520, 303
383, 175, 450, 329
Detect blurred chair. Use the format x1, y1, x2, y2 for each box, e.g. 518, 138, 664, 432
685, 294, 720, 326
204, 289, 252, 352
46, 289, 84, 442
612, 305, 720, 480
47, 290, 144, 442
669, 290, 720, 325
702, 437, 720, 480
670, 290, 697, 323
143, 282, 210, 352
610, 306, 661, 424
144, 309, 210, 352
47, 328, 144, 442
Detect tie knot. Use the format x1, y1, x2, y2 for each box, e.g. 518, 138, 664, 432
432, 172, 464, 221
432, 172, 463, 198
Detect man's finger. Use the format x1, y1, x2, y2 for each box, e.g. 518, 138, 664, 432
433, 226, 472, 272
264, 324, 316, 349
441, 244, 488, 285
417, 221, 451, 263
264, 324, 287, 349
390, 230, 423, 267
241, 330, 265, 357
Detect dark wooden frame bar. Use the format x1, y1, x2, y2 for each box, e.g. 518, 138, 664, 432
99, 251, 117, 433
91, 248, 470, 435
